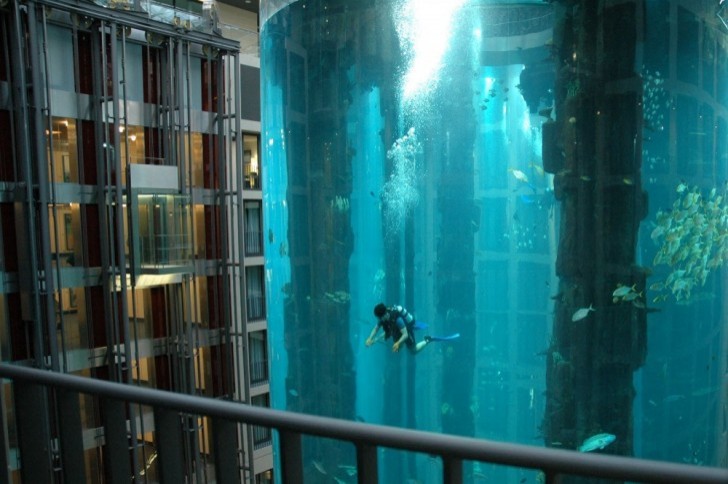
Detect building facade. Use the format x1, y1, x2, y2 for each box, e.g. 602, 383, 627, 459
0, 0, 271, 481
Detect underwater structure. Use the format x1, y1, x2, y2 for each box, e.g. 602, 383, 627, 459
261, 0, 727, 482
541, 0, 649, 466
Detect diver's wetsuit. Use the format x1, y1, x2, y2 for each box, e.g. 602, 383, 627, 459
380, 305, 417, 351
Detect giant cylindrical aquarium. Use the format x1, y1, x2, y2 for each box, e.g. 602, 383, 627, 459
261, 0, 727, 482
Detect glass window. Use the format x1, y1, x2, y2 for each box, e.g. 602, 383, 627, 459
249, 331, 268, 386
193, 204, 207, 259
243, 134, 260, 190
47, 118, 79, 183
55, 287, 88, 352
48, 203, 81, 267
251, 394, 271, 449
136, 194, 191, 267
244, 201, 263, 256
245, 266, 265, 321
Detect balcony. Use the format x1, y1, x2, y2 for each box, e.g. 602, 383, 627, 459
0, 364, 725, 483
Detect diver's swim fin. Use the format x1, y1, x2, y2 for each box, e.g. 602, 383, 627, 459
427, 333, 460, 342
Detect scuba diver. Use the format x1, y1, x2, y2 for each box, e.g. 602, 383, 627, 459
366, 303, 431, 353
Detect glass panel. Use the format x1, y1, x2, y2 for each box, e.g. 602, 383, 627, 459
261, 0, 728, 475
191, 132, 204, 188
47, 118, 78, 183
48, 203, 82, 268
249, 330, 268, 386
243, 134, 260, 190
245, 266, 265, 321
119, 125, 146, 166
244, 201, 263, 256
137, 194, 191, 267
251, 394, 271, 448
55, 287, 88, 351
193, 204, 207, 258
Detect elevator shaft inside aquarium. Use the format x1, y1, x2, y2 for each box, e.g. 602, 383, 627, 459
260, 1, 728, 482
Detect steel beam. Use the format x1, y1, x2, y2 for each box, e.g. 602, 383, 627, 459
1, 364, 727, 484
154, 407, 185, 483
101, 397, 132, 484
14, 381, 52, 483
212, 416, 240, 484
279, 429, 303, 484
57, 389, 87, 483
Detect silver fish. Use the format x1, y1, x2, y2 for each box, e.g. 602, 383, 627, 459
578, 433, 616, 452
571, 304, 595, 322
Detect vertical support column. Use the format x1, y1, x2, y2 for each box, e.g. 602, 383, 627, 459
356, 443, 378, 484
14, 381, 52, 483
9, 0, 45, 368
216, 53, 235, 398
154, 407, 185, 483
57, 389, 87, 483
212, 417, 240, 484
28, 0, 60, 372
102, 397, 132, 484
279, 430, 303, 484
0, 383, 13, 484
442, 457, 463, 484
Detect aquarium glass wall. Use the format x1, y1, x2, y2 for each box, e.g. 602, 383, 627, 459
261, 1, 727, 482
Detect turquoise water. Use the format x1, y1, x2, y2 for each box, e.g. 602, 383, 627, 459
261, 1, 727, 482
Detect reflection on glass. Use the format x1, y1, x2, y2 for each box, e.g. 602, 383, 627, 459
46, 118, 78, 183
243, 134, 260, 189
137, 194, 191, 267
260, 0, 727, 480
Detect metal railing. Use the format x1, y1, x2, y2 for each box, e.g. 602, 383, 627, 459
0, 363, 726, 484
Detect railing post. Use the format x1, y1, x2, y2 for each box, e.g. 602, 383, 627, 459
154, 407, 185, 483
356, 443, 378, 484
101, 397, 132, 484
279, 430, 303, 484
212, 416, 240, 484
57, 389, 87, 483
14, 381, 53, 483
443, 457, 463, 484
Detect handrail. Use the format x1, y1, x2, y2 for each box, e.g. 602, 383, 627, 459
0, 363, 726, 483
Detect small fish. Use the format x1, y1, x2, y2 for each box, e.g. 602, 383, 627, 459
578, 433, 616, 452
612, 284, 636, 298
288, 389, 299, 397
529, 162, 545, 176
312, 460, 327, 475
572, 304, 595, 322
509, 168, 529, 183
649, 281, 665, 291
568, 116, 577, 124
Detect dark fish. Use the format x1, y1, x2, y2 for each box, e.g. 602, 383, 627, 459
268, 229, 274, 243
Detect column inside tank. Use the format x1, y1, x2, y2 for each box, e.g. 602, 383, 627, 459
261, 1, 560, 482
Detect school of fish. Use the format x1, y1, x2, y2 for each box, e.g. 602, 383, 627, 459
649, 183, 728, 302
